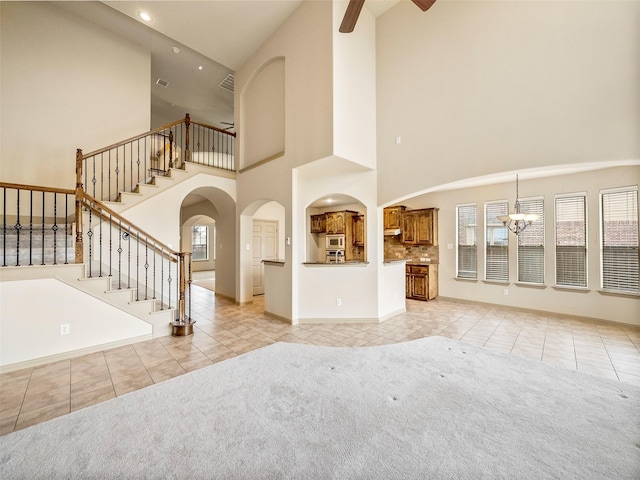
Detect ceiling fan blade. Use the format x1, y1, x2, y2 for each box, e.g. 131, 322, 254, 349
411, 0, 437, 12
339, 0, 365, 33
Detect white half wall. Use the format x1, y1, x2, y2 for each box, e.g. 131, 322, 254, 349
0, 279, 151, 368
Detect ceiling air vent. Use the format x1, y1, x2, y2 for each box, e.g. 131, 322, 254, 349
155, 78, 169, 88
218, 73, 234, 93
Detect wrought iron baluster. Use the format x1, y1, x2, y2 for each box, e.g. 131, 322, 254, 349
126, 226, 131, 289
14, 189, 21, 267
87, 205, 93, 277
40, 191, 45, 265
136, 140, 141, 187
153, 242, 157, 301
115, 147, 120, 202
28, 190, 33, 266
98, 207, 103, 277
160, 246, 164, 310
109, 213, 113, 278
101, 153, 105, 202
135, 231, 140, 301
52, 192, 58, 265
168, 259, 172, 310
64, 193, 69, 265
108, 151, 112, 203
144, 240, 149, 300
2, 188, 6, 267
117, 220, 123, 289
92, 156, 97, 198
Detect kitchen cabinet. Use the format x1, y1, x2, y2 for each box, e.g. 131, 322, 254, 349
402, 208, 438, 246
310, 214, 326, 233
406, 264, 438, 301
325, 211, 346, 234
383, 206, 405, 230
326, 210, 359, 235
352, 215, 365, 246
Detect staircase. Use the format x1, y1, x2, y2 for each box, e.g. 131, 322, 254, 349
0, 114, 236, 369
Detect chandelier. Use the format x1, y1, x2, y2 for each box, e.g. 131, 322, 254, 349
497, 175, 539, 235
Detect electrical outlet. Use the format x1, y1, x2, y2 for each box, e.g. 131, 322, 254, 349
60, 324, 70, 335
336, 298, 342, 306
503, 288, 509, 296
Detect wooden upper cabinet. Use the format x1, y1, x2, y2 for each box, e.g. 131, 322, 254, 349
402, 208, 438, 245
310, 214, 326, 233
326, 211, 347, 234
352, 215, 365, 246
383, 206, 405, 229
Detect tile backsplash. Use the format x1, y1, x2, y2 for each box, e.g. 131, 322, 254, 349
384, 235, 439, 263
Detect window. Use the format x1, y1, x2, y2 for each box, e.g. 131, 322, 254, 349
192, 225, 208, 261
456, 204, 477, 279
600, 187, 639, 294
555, 194, 587, 287
485, 202, 508, 282
517, 198, 544, 284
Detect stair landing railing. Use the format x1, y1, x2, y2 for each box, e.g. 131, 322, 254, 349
79, 113, 236, 203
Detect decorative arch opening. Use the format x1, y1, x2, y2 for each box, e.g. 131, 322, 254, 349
306, 194, 366, 264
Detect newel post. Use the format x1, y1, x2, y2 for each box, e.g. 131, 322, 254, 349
184, 113, 191, 164
171, 252, 194, 336
168, 130, 174, 169
74, 149, 84, 263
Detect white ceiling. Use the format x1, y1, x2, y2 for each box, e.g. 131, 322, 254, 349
54, 1, 399, 129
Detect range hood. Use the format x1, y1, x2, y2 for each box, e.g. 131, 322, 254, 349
384, 228, 401, 236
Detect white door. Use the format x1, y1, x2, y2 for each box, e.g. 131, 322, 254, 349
252, 220, 278, 295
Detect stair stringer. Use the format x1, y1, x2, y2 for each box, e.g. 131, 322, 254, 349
107, 163, 237, 215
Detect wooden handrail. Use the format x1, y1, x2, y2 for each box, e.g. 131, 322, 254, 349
81, 193, 179, 260
190, 119, 237, 137
80, 119, 186, 159
81, 114, 235, 159
0, 182, 75, 196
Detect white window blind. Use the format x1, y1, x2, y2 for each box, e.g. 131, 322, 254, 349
517, 198, 544, 284
555, 195, 587, 287
192, 225, 208, 261
485, 202, 508, 282
601, 187, 639, 294
457, 204, 477, 279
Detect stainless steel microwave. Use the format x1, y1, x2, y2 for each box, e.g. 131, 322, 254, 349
326, 234, 345, 250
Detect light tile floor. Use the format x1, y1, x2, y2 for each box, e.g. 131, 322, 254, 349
2, 285, 640, 436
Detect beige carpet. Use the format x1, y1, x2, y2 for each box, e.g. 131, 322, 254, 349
1, 336, 638, 479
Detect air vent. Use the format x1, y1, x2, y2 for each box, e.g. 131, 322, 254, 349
218, 73, 234, 93
155, 78, 169, 88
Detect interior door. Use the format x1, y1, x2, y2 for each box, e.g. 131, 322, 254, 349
252, 220, 278, 295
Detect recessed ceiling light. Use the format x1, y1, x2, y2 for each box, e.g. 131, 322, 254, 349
138, 11, 152, 22
198, 65, 204, 71
171, 46, 180, 54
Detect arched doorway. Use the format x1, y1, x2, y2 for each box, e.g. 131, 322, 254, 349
179, 186, 236, 301
238, 200, 286, 305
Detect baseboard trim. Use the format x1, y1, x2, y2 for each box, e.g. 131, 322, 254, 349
0, 334, 153, 374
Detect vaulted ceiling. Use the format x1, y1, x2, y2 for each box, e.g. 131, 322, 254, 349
54, 1, 399, 129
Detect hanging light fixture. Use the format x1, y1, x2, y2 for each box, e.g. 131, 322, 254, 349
497, 175, 539, 235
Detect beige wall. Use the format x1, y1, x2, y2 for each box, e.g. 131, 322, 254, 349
376, 1, 640, 204
0, 2, 151, 189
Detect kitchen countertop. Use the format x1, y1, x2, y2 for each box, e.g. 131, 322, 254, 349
384, 259, 439, 265
303, 261, 369, 266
